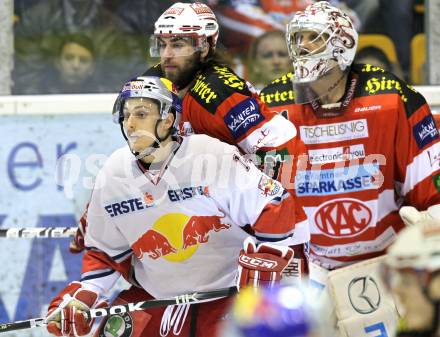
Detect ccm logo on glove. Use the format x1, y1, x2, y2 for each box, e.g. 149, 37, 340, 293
238, 255, 278, 269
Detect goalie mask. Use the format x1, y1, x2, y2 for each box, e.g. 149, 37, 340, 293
112, 76, 182, 158
286, 1, 358, 103
150, 2, 219, 58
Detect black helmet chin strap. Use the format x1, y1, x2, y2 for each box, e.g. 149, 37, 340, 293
120, 119, 175, 161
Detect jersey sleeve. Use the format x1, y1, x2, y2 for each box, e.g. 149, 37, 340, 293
395, 83, 440, 208
209, 141, 309, 245
80, 171, 133, 294
182, 66, 306, 183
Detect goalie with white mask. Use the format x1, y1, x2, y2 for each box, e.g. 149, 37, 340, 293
285, 0, 358, 105
259, 1, 440, 337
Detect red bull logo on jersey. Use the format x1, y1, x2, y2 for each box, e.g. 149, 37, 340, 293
182, 215, 230, 249
104, 196, 155, 218
132, 229, 177, 259
314, 198, 372, 238
132, 213, 230, 262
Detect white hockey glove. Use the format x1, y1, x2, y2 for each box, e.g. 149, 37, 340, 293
237, 237, 294, 290
45, 281, 108, 337
399, 204, 440, 227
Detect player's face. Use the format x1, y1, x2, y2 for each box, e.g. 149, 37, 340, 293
389, 270, 435, 331
122, 98, 162, 153
58, 42, 94, 84
290, 30, 328, 57
158, 36, 201, 88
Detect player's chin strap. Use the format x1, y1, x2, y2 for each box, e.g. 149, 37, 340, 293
129, 120, 177, 161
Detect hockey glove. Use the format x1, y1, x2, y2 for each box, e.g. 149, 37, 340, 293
237, 237, 294, 290
45, 281, 108, 337
69, 218, 87, 254
399, 205, 440, 227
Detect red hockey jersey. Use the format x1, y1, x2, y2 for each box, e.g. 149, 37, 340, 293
261, 64, 440, 269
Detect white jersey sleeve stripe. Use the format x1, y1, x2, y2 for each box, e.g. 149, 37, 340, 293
238, 114, 297, 154
402, 141, 440, 195
254, 230, 294, 242
111, 248, 133, 263
81, 269, 116, 282
81, 270, 121, 295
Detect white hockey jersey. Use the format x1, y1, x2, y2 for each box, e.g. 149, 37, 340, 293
81, 135, 309, 298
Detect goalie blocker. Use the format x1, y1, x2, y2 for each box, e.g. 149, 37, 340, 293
311, 256, 398, 337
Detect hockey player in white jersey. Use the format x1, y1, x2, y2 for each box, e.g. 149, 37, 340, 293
44, 76, 309, 337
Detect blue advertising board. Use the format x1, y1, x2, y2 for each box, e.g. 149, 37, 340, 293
0, 99, 125, 336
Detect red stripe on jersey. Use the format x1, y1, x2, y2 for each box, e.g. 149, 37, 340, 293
253, 192, 307, 237
82, 250, 131, 281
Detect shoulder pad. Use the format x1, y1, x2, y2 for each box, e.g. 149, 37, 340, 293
142, 64, 163, 77
189, 64, 252, 114
260, 72, 295, 107
355, 64, 426, 117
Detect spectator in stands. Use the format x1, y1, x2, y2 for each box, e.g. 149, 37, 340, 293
214, 0, 312, 57
247, 30, 292, 91
343, 0, 414, 81
13, 0, 144, 94
108, 0, 175, 36
354, 46, 404, 78
42, 33, 105, 94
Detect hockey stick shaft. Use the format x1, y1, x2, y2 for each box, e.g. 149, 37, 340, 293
0, 227, 77, 238
0, 286, 238, 333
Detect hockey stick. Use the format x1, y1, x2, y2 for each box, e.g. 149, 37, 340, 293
0, 227, 77, 238
0, 286, 238, 333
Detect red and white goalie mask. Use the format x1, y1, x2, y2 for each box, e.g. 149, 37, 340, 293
286, 1, 358, 102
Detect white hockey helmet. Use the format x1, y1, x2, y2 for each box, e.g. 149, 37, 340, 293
150, 2, 219, 57
112, 76, 182, 132
286, 1, 358, 83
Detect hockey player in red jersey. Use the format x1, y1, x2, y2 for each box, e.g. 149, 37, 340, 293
144, 2, 305, 184
69, 1, 309, 278
45, 76, 309, 337
259, 1, 440, 336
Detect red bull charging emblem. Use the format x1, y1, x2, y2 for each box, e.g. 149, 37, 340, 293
132, 213, 231, 262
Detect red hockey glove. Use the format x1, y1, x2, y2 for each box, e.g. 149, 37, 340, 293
69, 217, 87, 254
45, 282, 108, 337
237, 237, 294, 290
